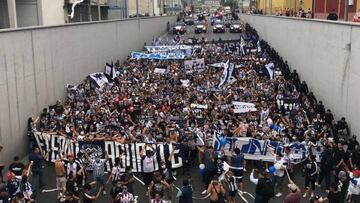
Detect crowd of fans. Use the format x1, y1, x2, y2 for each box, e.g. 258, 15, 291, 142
0, 21, 360, 203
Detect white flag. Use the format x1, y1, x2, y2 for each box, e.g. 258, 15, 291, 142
218, 60, 230, 87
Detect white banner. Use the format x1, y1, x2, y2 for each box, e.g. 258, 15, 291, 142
232, 101, 257, 113
184, 58, 205, 73
88, 72, 109, 88
131, 52, 186, 60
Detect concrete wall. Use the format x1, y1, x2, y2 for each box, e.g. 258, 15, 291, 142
240, 14, 360, 137
0, 15, 177, 164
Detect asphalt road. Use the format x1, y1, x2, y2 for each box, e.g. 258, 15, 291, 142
34, 19, 329, 203
36, 161, 329, 203
165, 19, 244, 44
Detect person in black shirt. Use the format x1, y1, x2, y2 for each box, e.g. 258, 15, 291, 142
348, 136, 359, 153
64, 190, 80, 203
110, 180, 123, 203
317, 143, 333, 190
333, 142, 349, 179
327, 9, 339, 21
303, 155, 318, 198
0, 181, 10, 203
350, 148, 360, 170
28, 147, 49, 191
178, 179, 193, 203
83, 183, 102, 203
250, 169, 275, 203
8, 157, 25, 178
324, 109, 334, 126
120, 167, 135, 194
321, 182, 342, 203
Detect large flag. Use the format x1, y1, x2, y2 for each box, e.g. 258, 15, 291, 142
88, 72, 109, 88
257, 40, 262, 53
227, 63, 234, 81
218, 60, 230, 87
265, 62, 275, 80
104, 62, 117, 80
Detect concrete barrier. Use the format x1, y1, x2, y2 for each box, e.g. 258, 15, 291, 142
240, 14, 360, 138
0, 16, 176, 165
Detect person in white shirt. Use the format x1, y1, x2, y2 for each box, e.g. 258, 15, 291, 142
267, 146, 287, 197
140, 145, 156, 192
343, 164, 360, 203
115, 185, 134, 203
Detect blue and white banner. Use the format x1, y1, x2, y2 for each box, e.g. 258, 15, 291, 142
131, 51, 186, 60
145, 45, 193, 52
213, 133, 308, 163
184, 58, 205, 73
33, 132, 183, 172
88, 72, 109, 88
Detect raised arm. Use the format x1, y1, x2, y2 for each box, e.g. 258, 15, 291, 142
250, 170, 259, 185
266, 145, 275, 156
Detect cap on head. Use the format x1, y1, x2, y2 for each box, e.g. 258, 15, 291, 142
353, 170, 360, 177
288, 183, 297, 192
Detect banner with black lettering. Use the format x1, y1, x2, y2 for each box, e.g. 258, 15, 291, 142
33, 132, 183, 172
184, 58, 205, 74
276, 97, 300, 112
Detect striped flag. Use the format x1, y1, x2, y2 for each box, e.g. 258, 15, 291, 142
218, 60, 230, 88
257, 40, 261, 53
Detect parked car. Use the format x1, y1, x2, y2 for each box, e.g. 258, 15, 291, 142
172, 22, 186, 34
213, 21, 225, 33
183, 16, 194, 25
229, 22, 243, 33
224, 19, 232, 28
194, 22, 207, 33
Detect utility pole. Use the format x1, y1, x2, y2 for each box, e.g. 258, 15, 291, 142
136, 0, 139, 17
312, 0, 315, 18
88, 0, 92, 21
153, 0, 155, 16
97, 0, 101, 20
344, 0, 349, 21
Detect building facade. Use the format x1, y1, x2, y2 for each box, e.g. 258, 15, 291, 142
255, 0, 359, 20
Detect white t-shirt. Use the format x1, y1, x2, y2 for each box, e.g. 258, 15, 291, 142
273, 155, 286, 177
142, 156, 155, 173
348, 172, 360, 195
